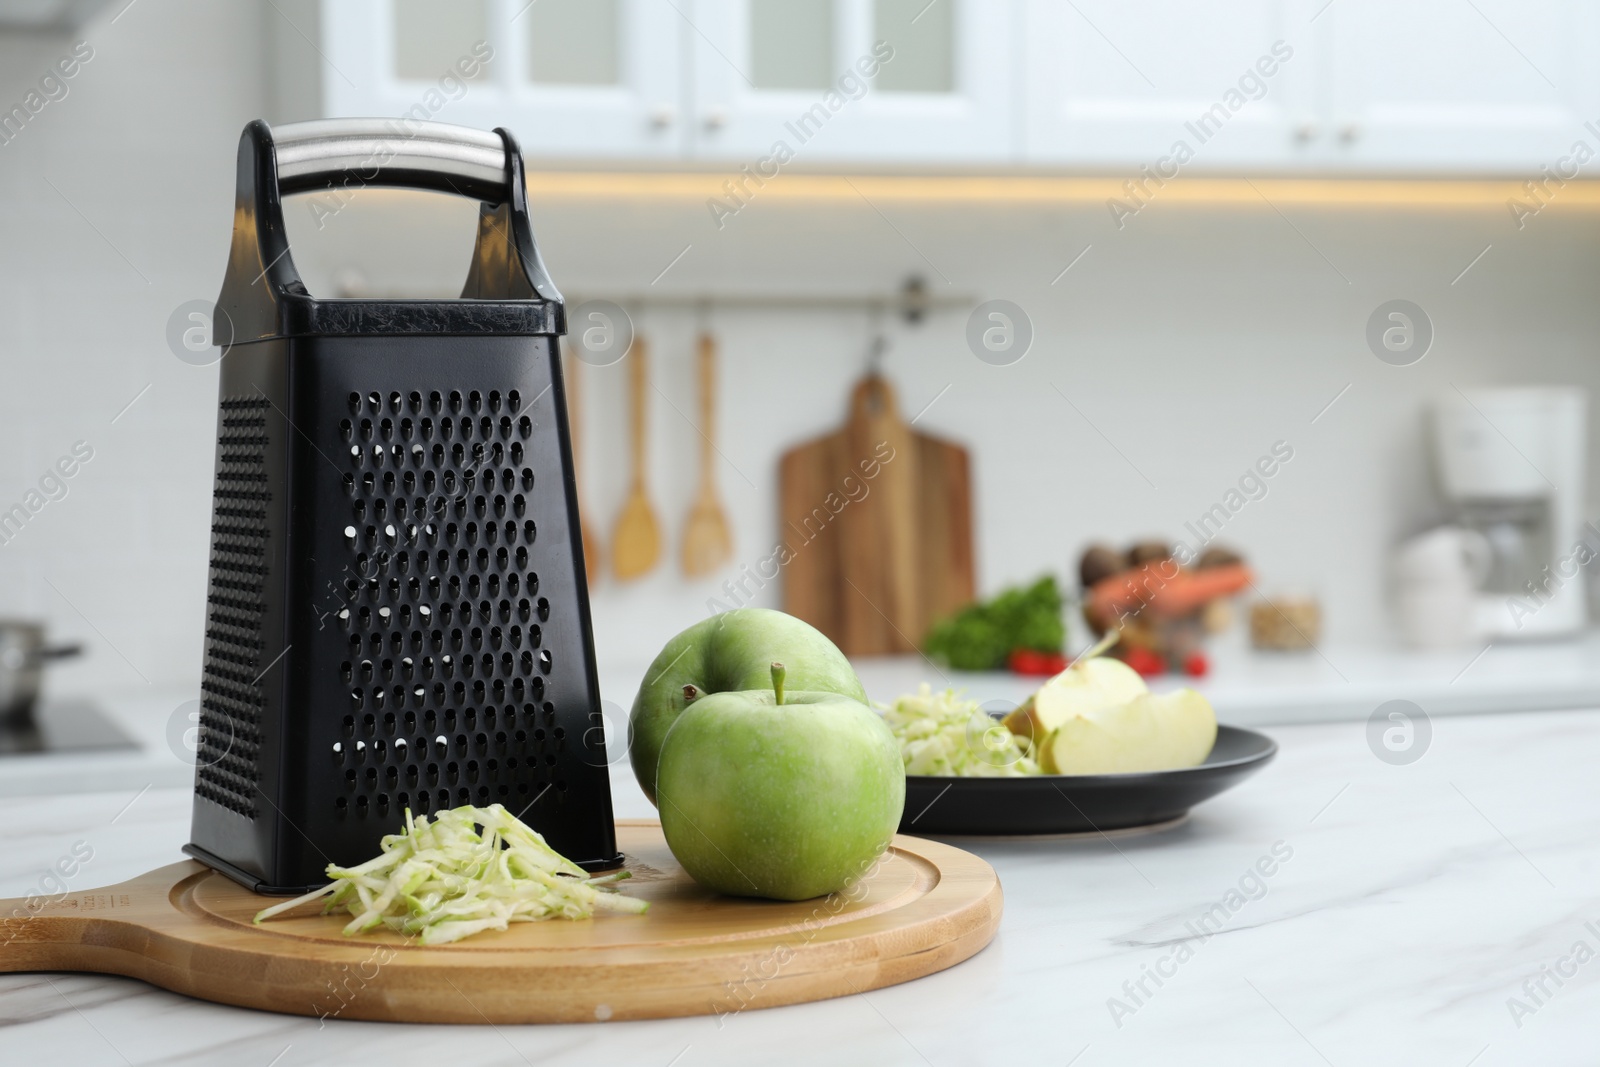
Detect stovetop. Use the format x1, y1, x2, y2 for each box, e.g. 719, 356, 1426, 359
0, 700, 140, 756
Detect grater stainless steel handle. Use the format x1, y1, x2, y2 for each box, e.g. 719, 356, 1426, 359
270, 118, 510, 200
185, 119, 621, 894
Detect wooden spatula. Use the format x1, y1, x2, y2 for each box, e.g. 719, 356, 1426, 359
611, 335, 661, 580
564, 353, 601, 582
682, 331, 734, 577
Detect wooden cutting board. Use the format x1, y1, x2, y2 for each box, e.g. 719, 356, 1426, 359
0, 821, 1000, 1024
779, 375, 974, 655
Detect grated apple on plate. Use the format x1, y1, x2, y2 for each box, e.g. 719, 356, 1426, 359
879, 685, 1041, 777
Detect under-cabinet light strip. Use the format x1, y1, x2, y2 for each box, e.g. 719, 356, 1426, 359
518, 171, 1600, 209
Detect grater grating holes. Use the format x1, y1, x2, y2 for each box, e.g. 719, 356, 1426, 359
197, 397, 271, 818
332, 385, 559, 819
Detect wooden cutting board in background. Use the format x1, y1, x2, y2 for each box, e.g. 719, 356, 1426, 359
779, 375, 974, 656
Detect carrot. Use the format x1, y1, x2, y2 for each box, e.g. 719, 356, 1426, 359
1088, 562, 1253, 619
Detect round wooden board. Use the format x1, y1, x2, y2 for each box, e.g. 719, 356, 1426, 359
0, 821, 1001, 1023
921, 812, 1191, 843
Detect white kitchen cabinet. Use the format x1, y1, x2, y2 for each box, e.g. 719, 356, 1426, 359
1023, 0, 1312, 170
686, 0, 1016, 164
298, 0, 1012, 167
307, 0, 684, 160
1023, 0, 1599, 174
1316, 0, 1600, 172
287, 0, 1600, 175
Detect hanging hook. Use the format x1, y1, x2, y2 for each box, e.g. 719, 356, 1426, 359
865, 334, 888, 378
899, 275, 928, 325
865, 301, 889, 379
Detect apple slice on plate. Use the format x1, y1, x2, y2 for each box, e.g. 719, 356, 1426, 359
1001, 655, 1148, 743
1001, 647, 1216, 775
1041, 689, 1218, 775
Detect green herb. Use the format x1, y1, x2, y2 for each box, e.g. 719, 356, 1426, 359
922, 576, 1065, 671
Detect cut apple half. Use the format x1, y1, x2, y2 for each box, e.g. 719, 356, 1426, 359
1002, 655, 1149, 743
1041, 688, 1218, 775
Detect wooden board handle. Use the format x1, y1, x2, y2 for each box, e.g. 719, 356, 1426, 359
1, 905, 78, 962
849, 374, 898, 423
0, 873, 156, 975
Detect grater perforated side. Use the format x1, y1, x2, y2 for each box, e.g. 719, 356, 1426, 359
196, 396, 270, 819
327, 387, 574, 824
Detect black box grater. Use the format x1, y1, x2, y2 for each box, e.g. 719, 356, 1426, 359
184, 118, 622, 893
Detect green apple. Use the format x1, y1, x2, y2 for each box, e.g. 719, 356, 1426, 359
656, 665, 905, 901
1041, 688, 1217, 774
1002, 655, 1148, 743
628, 609, 867, 804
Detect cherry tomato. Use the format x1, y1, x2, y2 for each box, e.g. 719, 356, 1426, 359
1008, 649, 1067, 676
1122, 647, 1166, 677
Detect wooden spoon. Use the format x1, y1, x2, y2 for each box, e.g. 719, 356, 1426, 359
564, 352, 601, 582
611, 335, 661, 580
682, 331, 734, 577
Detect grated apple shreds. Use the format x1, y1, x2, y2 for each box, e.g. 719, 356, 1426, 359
252, 804, 647, 945
880, 685, 1041, 777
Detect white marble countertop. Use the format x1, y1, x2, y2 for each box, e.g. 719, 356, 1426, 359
850, 629, 1600, 726
9, 632, 1600, 801
2, 705, 1597, 1065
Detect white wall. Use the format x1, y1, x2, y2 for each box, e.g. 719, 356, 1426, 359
0, 0, 266, 697
293, 190, 1600, 672
3, 1, 1600, 700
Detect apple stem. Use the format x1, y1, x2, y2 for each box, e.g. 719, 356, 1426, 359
770, 662, 786, 705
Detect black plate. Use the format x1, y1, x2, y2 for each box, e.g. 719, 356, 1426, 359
897, 725, 1277, 836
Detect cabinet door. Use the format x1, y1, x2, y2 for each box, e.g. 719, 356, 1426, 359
1023, 0, 1310, 169
318, 0, 684, 160
688, 0, 1016, 164
1321, 0, 1600, 172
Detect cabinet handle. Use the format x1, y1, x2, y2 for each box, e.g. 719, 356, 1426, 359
1294, 121, 1319, 142
649, 104, 677, 129
703, 107, 729, 131
1339, 122, 1361, 143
